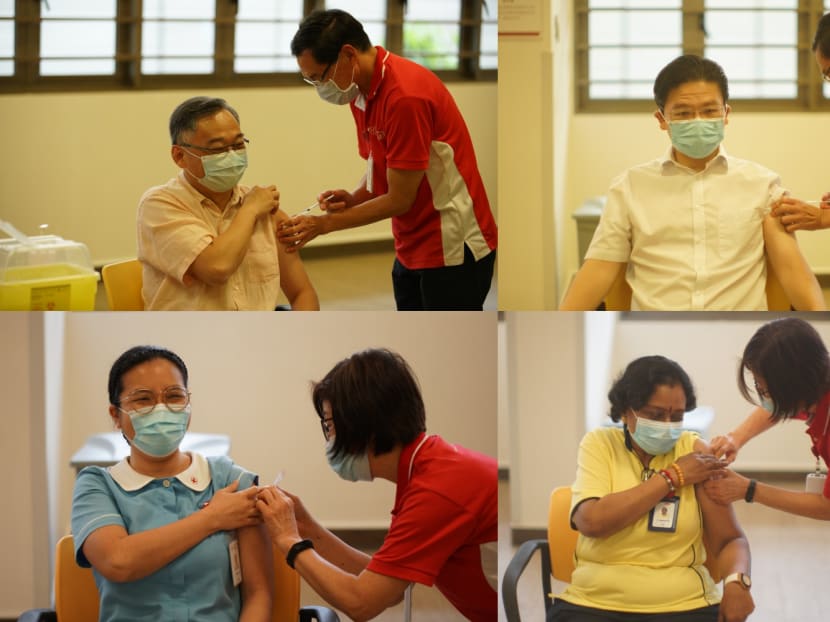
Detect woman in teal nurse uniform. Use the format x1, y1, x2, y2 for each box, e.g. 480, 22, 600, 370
71, 345, 273, 621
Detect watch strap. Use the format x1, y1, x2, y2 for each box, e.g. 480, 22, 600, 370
724, 572, 751, 589
286, 538, 314, 569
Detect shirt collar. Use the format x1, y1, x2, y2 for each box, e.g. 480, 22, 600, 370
660, 144, 729, 174
354, 46, 390, 111
177, 170, 245, 210
108, 452, 211, 492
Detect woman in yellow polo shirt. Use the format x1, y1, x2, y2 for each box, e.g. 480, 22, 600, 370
551, 355, 754, 622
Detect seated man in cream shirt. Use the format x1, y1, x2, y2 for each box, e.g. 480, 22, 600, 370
560, 55, 824, 311
138, 96, 319, 310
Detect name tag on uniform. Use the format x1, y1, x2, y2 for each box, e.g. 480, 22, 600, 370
648, 498, 679, 532
229, 533, 242, 586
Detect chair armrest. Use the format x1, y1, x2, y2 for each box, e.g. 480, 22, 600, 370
299, 605, 341, 622
501, 538, 552, 622
17, 609, 57, 622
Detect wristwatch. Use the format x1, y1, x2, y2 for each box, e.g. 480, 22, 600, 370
724, 572, 752, 590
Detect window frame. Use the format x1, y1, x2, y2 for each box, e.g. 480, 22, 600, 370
0, 0, 496, 94
575, 0, 828, 113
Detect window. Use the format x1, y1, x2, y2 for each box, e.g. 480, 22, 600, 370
576, 0, 828, 111
1, 0, 495, 93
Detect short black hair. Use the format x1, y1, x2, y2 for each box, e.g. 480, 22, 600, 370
608, 355, 696, 422
169, 96, 240, 145
653, 54, 729, 112
738, 318, 830, 421
108, 346, 189, 406
311, 348, 426, 459
814, 13, 830, 58
290, 9, 372, 64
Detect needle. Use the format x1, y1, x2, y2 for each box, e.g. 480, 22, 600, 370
272, 470, 285, 487
292, 194, 335, 217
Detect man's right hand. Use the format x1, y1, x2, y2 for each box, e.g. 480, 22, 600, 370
243, 185, 280, 217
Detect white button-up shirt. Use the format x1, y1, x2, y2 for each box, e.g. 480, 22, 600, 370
585, 146, 785, 310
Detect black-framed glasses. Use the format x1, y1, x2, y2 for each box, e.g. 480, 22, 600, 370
179, 137, 249, 156
320, 416, 334, 439
303, 56, 337, 87
117, 386, 191, 416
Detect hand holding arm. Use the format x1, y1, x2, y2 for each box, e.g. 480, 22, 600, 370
82, 481, 261, 583
763, 214, 825, 310
188, 185, 281, 285
710, 407, 777, 463
771, 197, 830, 232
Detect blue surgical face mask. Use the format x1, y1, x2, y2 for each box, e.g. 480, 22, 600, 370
316, 57, 360, 106
325, 438, 373, 482
125, 404, 189, 458
668, 118, 724, 159
185, 148, 248, 192
629, 411, 683, 456
760, 396, 775, 413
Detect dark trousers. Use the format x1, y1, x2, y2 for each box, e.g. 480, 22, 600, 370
547, 600, 720, 622
392, 246, 495, 311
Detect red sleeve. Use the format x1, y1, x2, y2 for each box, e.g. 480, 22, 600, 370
367, 489, 474, 585
384, 95, 432, 171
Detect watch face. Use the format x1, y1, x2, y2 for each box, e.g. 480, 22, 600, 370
741, 574, 752, 588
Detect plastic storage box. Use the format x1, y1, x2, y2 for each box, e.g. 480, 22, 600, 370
0, 235, 100, 310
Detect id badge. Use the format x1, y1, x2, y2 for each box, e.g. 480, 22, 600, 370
366, 153, 374, 194
648, 498, 679, 532
806, 472, 827, 494
229, 532, 242, 586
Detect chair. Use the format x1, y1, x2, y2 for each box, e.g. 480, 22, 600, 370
101, 258, 143, 310
17, 535, 339, 622
502, 486, 723, 622
603, 258, 791, 311
502, 486, 577, 622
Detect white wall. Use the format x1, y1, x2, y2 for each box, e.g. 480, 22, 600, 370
0, 314, 49, 617
0, 82, 496, 266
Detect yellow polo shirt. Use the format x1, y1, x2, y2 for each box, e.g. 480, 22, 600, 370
558, 427, 719, 613
138, 171, 280, 310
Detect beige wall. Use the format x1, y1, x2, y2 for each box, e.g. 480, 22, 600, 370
0, 82, 496, 266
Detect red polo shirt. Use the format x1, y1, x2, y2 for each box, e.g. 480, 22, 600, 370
797, 390, 830, 497
349, 47, 497, 269
366, 433, 497, 621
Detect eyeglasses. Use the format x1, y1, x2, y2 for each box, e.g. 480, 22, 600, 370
117, 387, 191, 416
665, 106, 724, 122
179, 137, 249, 156
303, 56, 338, 87
753, 379, 771, 399
320, 416, 334, 440
633, 405, 684, 423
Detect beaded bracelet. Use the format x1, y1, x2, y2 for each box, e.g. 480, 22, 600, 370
670, 462, 686, 487
657, 469, 676, 495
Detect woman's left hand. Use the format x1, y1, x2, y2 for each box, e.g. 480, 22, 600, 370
255, 485, 301, 553
719, 582, 755, 622
276, 215, 324, 252
702, 469, 750, 505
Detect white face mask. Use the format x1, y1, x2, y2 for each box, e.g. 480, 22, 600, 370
315, 57, 359, 106
184, 148, 248, 192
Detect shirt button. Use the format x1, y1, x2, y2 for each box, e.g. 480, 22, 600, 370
163, 479, 171, 488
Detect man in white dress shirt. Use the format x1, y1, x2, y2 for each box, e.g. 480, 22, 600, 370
561, 55, 824, 311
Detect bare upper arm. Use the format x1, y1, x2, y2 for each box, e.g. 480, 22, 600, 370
238, 524, 274, 607
696, 482, 744, 555
386, 168, 425, 214
81, 524, 129, 578
352, 569, 410, 620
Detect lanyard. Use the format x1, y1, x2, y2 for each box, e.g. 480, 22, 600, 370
812, 404, 830, 472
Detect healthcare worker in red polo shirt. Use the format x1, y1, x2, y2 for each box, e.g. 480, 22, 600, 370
256, 348, 497, 621
705, 318, 830, 520
277, 9, 498, 311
